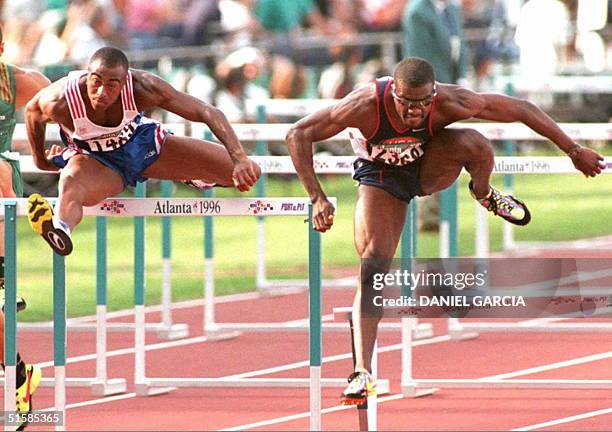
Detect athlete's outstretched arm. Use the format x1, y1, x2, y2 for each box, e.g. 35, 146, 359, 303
134, 70, 259, 190
286, 87, 370, 232
446, 88, 605, 177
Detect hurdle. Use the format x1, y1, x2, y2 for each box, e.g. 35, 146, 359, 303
0, 198, 127, 399
14, 121, 610, 339
110, 195, 376, 430
3, 201, 67, 431
2, 182, 186, 397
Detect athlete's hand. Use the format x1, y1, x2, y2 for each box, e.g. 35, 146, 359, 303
31, 144, 61, 171
312, 197, 335, 233
232, 158, 261, 192
570, 147, 605, 177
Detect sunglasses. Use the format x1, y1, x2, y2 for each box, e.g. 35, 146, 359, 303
391, 84, 437, 109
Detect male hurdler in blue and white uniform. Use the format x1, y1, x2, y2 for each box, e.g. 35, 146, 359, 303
25, 47, 260, 255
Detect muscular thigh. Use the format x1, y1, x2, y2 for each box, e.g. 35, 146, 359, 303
419, 128, 475, 195
61, 156, 125, 205
354, 185, 407, 259
143, 136, 234, 186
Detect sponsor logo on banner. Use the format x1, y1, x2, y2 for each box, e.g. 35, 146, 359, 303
280, 202, 305, 212
100, 200, 126, 214
248, 200, 274, 215
313, 160, 329, 170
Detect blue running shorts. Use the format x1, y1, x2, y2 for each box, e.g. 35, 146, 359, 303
352, 158, 424, 203
53, 121, 170, 187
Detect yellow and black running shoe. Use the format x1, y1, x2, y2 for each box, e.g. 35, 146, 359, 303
15, 364, 42, 431
27, 194, 73, 256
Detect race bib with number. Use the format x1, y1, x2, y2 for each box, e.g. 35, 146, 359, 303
369, 137, 425, 166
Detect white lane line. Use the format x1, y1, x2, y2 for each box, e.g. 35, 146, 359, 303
64, 392, 138, 409
223, 350, 612, 431
220, 393, 406, 431
481, 351, 612, 381
511, 407, 612, 431
29, 337, 449, 416
31, 340, 611, 429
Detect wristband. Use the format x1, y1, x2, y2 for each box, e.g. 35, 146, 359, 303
566, 144, 582, 158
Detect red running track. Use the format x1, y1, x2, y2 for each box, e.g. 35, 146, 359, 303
3, 243, 612, 431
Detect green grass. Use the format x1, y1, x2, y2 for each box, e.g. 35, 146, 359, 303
14, 172, 612, 321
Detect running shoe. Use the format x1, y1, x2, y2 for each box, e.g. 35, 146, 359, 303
469, 181, 531, 226
340, 371, 376, 405
27, 194, 73, 256
15, 364, 42, 431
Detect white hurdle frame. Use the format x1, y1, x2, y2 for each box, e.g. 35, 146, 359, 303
94, 195, 388, 427
0, 197, 127, 398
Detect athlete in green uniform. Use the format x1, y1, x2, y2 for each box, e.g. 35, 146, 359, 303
0, 27, 50, 430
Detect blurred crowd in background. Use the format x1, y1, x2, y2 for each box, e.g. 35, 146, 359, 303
2, 0, 610, 124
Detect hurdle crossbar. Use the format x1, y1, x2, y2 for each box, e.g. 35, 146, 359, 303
0, 197, 339, 429
71, 197, 334, 430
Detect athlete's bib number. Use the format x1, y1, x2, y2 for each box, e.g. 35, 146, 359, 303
370, 142, 424, 166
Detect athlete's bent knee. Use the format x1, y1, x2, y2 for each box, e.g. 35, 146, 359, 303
454, 129, 493, 161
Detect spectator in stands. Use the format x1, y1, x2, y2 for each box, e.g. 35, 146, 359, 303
177, 0, 221, 46
30, 8, 68, 67
359, 0, 408, 32
214, 47, 269, 122
255, 0, 329, 36
402, 0, 468, 232
1, 0, 46, 63
255, 0, 334, 66
402, 0, 468, 85
218, 0, 259, 47
62, 0, 122, 65
462, 0, 518, 90
124, 0, 181, 49
515, 0, 572, 81
317, 0, 363, 98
